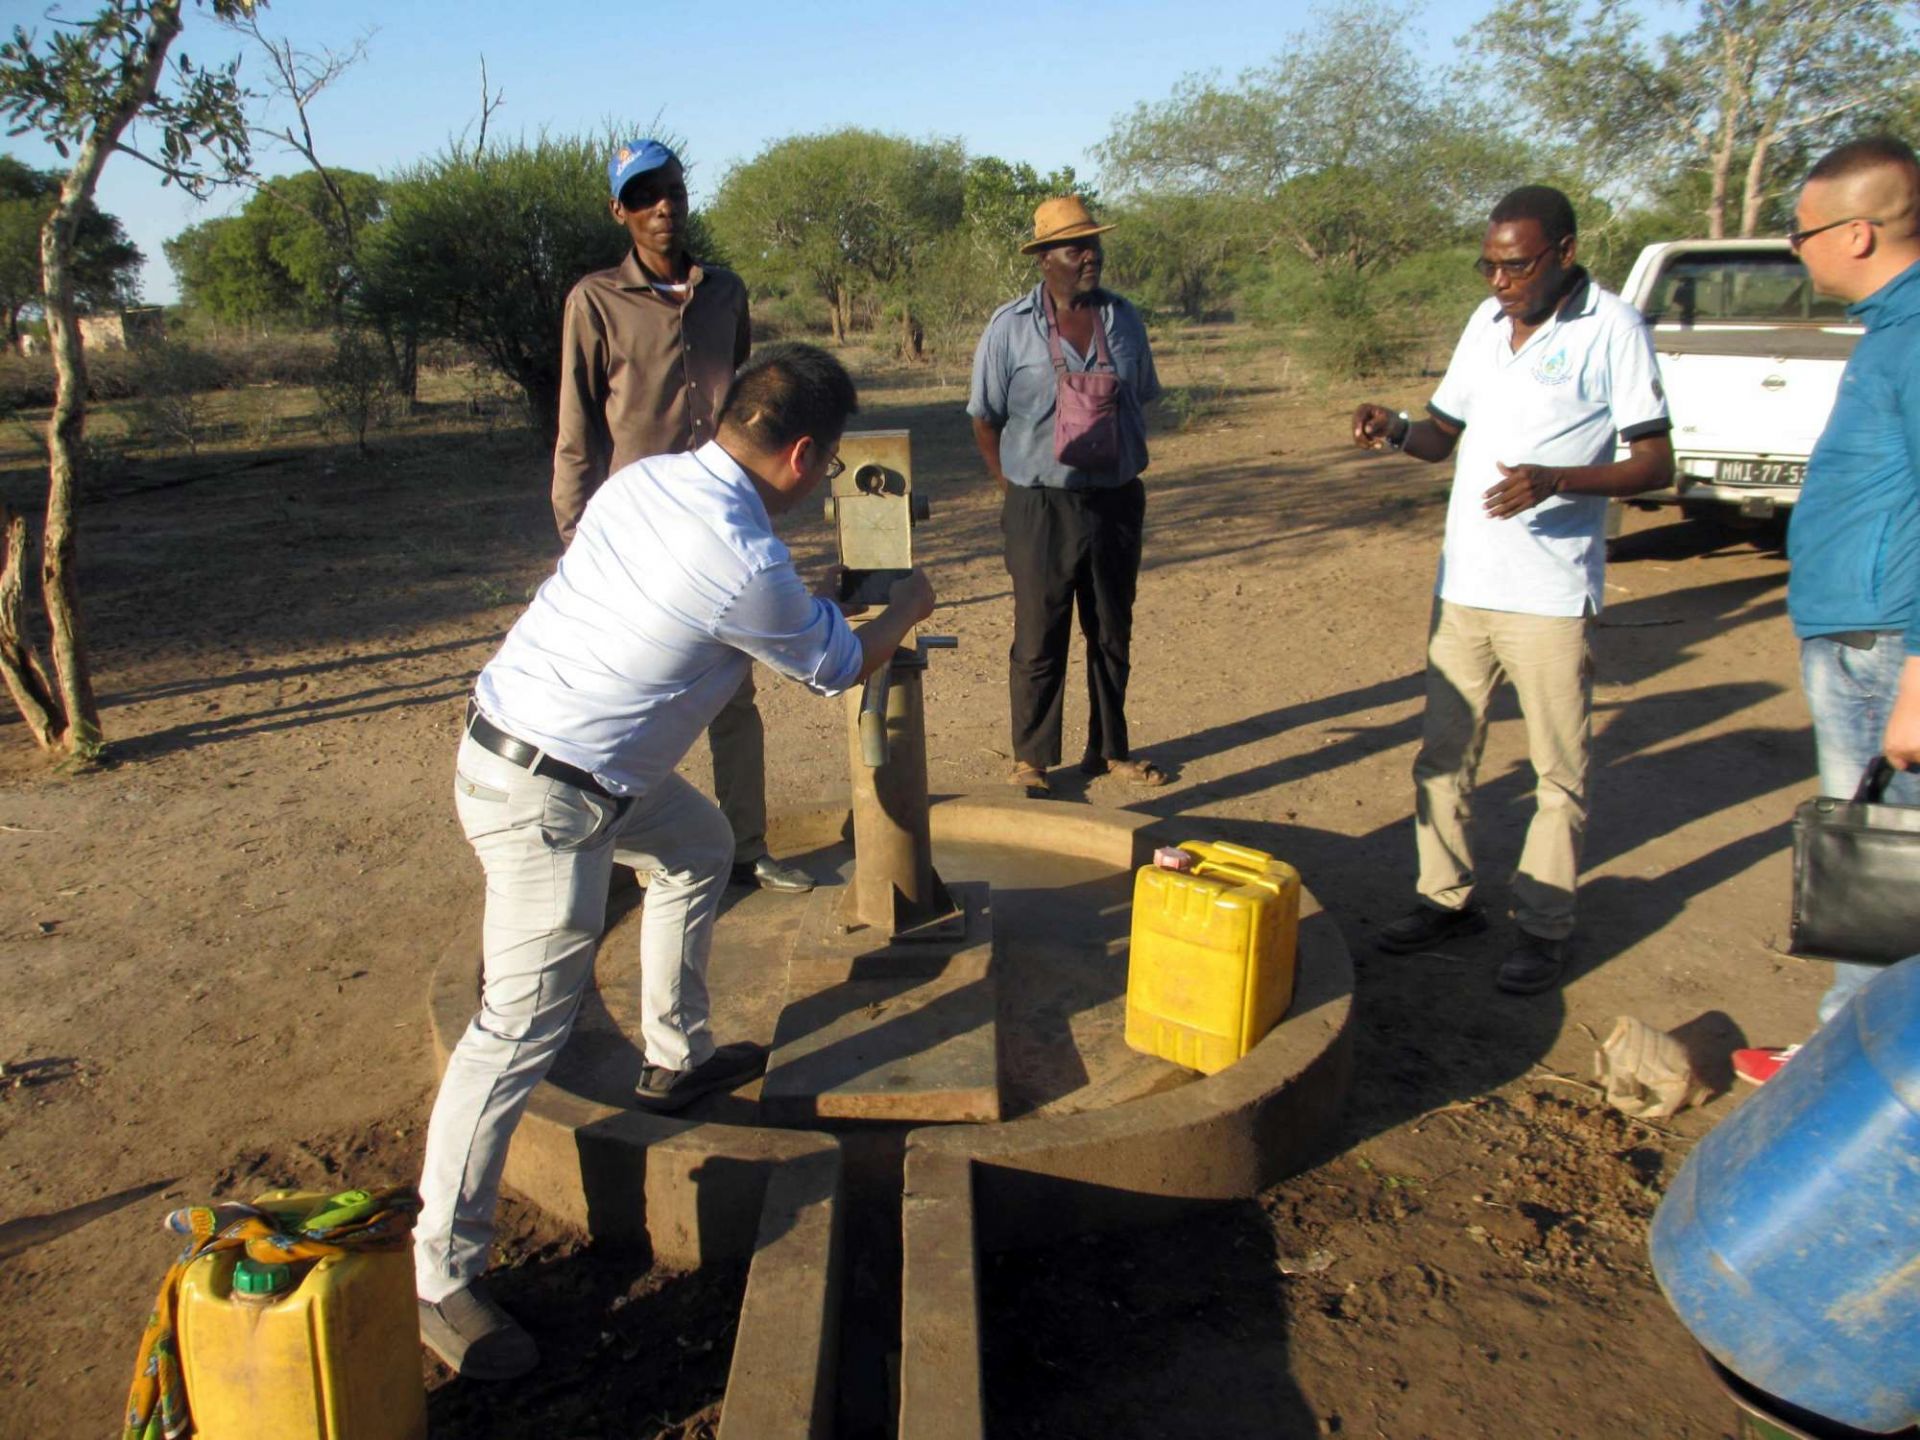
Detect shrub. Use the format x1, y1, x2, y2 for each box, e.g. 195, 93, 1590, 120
315, 328, 401, 454
129, 341, 228, 454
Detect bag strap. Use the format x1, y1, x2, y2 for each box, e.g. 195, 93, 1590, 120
1041, 286, 1112, 376
1854, 756, 1898, 803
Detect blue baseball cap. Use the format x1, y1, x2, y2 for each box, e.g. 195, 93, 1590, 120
608, 139, 679, 201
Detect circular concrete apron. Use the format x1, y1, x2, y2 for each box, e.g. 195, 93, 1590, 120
428, 794, 1355, 1267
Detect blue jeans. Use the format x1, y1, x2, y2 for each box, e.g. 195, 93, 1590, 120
1800, 632, 1920, 1023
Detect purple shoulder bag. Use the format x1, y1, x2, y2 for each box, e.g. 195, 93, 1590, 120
1043, 287, 1122, 471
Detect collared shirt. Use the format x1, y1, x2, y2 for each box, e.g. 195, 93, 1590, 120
1788, 257, 1920, 651
1428, 272, 1670, 617
552, 251, 752, 541
966, 284, 1161, 490
478, 442, 863, 798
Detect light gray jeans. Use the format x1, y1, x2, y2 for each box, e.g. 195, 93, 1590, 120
413, 734, 733, 1302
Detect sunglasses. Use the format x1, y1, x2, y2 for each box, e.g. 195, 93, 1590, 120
1787, 216, 1882, 251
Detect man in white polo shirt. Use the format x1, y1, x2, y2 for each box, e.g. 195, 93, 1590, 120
1352, 186, 1673, 995
415, 343, 936, 1378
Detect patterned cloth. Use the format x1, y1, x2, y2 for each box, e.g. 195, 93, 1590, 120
122, 1186, 420, 1440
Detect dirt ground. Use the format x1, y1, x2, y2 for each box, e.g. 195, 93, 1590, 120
0, 331, 1825, 1438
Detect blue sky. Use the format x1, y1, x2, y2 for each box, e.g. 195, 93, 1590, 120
3, 0, 1571, 303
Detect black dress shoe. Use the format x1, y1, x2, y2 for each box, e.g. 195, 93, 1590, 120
730, 855, 815, 893
1375, 902, 1488, 954
1497, 933, 1570, 995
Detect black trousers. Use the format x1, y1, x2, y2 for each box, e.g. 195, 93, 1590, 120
1001, 478, 1146, 770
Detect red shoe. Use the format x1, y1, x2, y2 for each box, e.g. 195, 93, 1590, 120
1733, 1045, 1801, 1085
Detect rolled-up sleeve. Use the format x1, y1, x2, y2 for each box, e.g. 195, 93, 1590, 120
714, 562, 864, 696
967, 316, 1009, 425
1126, 305, 1161, 405
553, 288, 612, 544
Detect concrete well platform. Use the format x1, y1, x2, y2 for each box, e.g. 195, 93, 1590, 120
427, 793, 1354, 1438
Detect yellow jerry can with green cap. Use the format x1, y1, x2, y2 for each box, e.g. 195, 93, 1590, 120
175, 1190, 426, 1440
1126, 840, 1300, 1074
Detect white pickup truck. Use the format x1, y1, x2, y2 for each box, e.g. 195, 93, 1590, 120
1609, 238, 1861, 537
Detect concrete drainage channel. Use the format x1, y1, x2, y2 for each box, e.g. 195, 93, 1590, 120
429, 795, 1355, 1438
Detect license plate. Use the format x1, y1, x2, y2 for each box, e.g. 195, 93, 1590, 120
1714, 458, 1806, 487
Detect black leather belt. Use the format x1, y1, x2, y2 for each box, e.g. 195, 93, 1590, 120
1829, 630, 1897, 651
464, 701, 614, 798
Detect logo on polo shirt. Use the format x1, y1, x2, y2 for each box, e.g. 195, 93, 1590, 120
1533, 348, 1573, 386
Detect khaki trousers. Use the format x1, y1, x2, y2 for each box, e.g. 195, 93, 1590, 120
1411, 599, 1592, 941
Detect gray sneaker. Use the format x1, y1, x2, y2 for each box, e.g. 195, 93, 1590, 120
418, 1278, 538, 1380
634, 1041, 768, 1113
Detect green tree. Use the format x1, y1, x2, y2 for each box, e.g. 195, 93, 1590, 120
165, 168, 382, 327
0, 156, 142, 345
1096, 1, 1532, 374
1474, 0, 1920, 238
360, 133, 716, 444
0, 0, 254, 761
902, 157, 1095, 375
164, 211, 293, 326
1102, 192, 1253, 320
1098, 2, 1528, 276
710, 128, 966, 349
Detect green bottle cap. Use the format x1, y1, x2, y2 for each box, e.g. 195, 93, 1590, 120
232, 1258, 294, 1296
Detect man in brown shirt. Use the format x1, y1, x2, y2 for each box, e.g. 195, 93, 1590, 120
551, 138, 813, 893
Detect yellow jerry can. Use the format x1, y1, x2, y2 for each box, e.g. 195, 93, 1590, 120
175, 1190, 427, 1440
1126, 840, 1301, 1074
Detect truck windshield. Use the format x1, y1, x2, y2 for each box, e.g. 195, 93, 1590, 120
1643, 251, 1850, 325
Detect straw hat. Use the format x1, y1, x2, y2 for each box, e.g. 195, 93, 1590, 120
1020, 196, 1117, 254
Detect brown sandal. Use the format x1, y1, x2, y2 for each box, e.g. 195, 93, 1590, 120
1009, 763, 1051, 797
1100, 757, 1169, 788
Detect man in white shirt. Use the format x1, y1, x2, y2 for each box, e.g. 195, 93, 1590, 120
416, 343, 936, 1379
1352, 186, 1674, 995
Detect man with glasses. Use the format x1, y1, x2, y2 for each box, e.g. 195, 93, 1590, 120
968, 196, 1164, 798
418, 344, 937, 1377
553, 138, 816, 895
1352, 186, 1674, 994
1733, 136, 1920, 1085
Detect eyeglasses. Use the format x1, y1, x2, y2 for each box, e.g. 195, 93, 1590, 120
1474, 247, 1554, 281
823, 454, 845, 481
1787, 216, 1882, 251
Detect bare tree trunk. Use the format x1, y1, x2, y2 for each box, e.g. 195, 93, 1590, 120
829, 286, 847, 343
0, 510, 59, 747
39, 177, 107, 756
1707, 124, 1735, 240
14, 0, 187, 756
1740, 133, 1776, 237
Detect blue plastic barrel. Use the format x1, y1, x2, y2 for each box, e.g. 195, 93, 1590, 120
1650, 957, 1920, 1434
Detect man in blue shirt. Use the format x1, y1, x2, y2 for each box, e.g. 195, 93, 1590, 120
1738, 136, 1920, 1083
415, 345, 936, 1376
967, 197, 1164, 797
